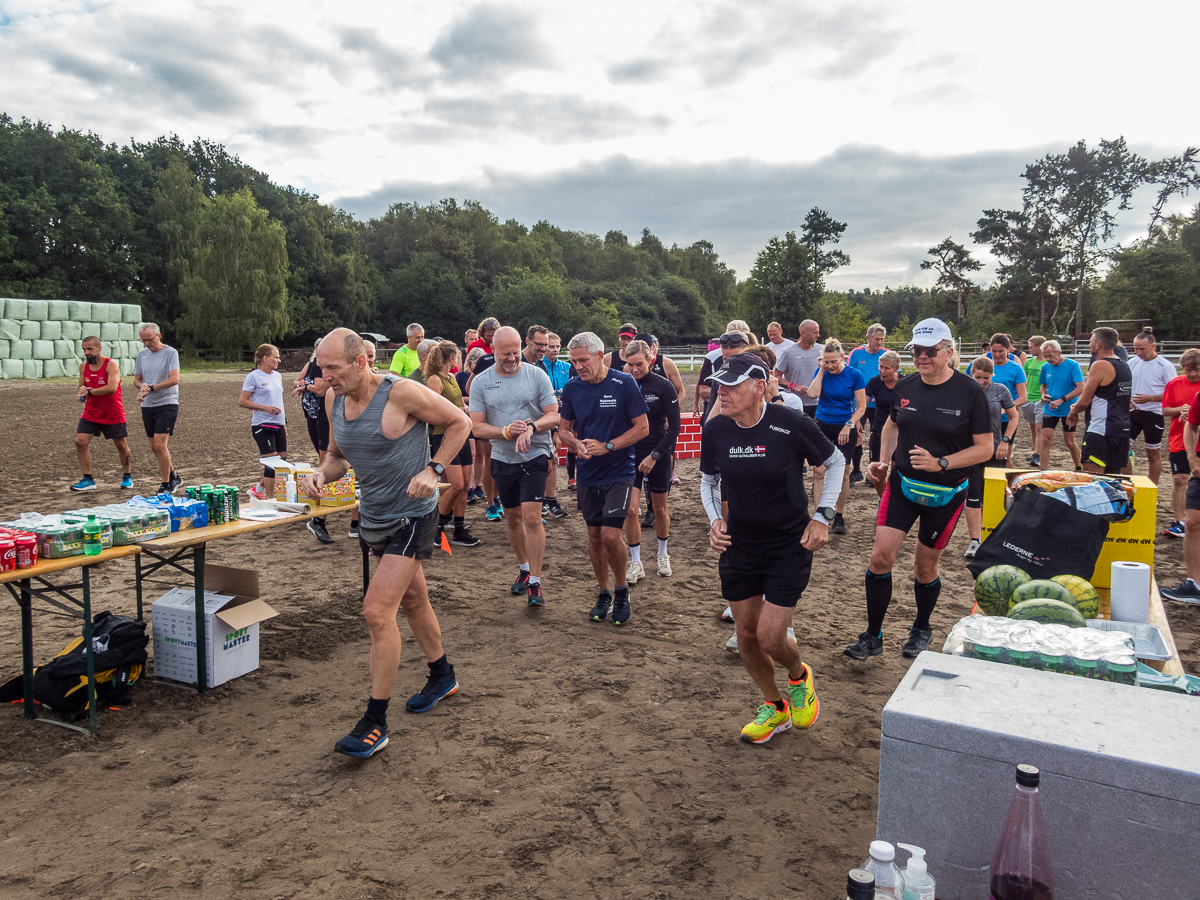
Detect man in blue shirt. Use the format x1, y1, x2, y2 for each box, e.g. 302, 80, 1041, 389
560, 332, 649, 626
847, 323, 887, 485
1038, 339, 1085, 471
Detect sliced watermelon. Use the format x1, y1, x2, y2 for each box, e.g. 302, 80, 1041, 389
1007, 598, 1087, 627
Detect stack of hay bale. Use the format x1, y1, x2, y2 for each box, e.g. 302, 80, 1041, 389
0, 299, 144, 379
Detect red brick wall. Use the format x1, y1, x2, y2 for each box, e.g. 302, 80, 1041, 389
556, 414, 704, 462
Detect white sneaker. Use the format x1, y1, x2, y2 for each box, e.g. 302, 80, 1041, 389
657, 553, 672, 576
626, 559, 645, 584
721, 606, 734, 622
964, 539, 980, 560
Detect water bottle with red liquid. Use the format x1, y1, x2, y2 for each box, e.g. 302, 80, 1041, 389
989, 764, 1055, 900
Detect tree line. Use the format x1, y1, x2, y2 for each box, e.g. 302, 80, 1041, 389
2, 116, 1197, 357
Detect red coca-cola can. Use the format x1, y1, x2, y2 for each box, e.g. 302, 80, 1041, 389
15, 535, 38, 569
0, 540, 16, 572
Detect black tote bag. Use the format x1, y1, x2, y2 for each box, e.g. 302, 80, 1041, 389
967, 488, 1109, 580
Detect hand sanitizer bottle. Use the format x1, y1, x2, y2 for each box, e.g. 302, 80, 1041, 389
897, 844, 936, 900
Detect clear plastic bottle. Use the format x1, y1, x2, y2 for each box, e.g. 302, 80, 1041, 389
82, 515, 103, 556
861, 840, 903, 899
846, 867, 875, 900
897, 844, 935, 900
989, 764, 1054, 900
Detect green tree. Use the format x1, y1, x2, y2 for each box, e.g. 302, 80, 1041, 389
1022, 138, 1146, 333
175, 188, 289, 357
739, 231, 819, 333
972, 210, 1065, 333
800, 207, 851, 277
1145, 148, 1199, 239
482, 269, 581, 336
920, 237, 982, 321
1101, 205, 1200, 339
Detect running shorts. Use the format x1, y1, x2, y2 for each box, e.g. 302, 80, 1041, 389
632, 448, 672, 494
1021, 400, 1043, 426
816, 418, 856, 465
1081, 433, 1130, 474
1129, 409, 1165, 450
1042, 415, 1074, 433
1188, 477, 1200, 512
876, 471, 967, 550
577, 480, 633, 529
359, 507, 438, 559
141, 404, 178, 437
78, 418, 128, 440
305, 415, 330, 453
1171, 450, 1191, 477
719, 542, 813, 608
492, 457, 549, 509
252, 424, 287, 476
431, 432, 473, 468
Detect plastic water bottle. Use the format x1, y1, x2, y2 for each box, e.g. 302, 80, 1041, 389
861, 840, 903, 899
989, 764, 1054, 900
846, 868, 875, 900
82, 515, 103, 556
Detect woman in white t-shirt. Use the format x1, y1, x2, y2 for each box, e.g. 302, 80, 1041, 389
239, 343, 287, 500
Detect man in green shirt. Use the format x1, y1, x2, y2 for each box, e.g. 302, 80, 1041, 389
1022, 335, 1046, 465
389, 323, 424, 377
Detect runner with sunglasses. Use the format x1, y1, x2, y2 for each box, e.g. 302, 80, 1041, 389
846, 318, 992, 661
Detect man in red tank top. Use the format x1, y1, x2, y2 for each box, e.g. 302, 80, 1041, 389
72, 336, 132, 491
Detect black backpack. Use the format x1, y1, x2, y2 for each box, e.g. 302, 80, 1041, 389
29, 611, 148, 721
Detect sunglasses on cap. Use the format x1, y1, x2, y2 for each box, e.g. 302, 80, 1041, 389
911, 344, 945, 358
719, 333, 748, 347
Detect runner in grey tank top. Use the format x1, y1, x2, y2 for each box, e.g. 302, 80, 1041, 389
333, 373, 436, 544
304, 328, 472, 760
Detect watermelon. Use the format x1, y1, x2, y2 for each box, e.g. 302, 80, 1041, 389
1050, 574, 1100, 619
1009, 579, 1077, 611
1007, 598, 1087, 627
975, 565, 1031, 616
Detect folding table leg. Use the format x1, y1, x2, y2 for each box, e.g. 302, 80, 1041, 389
194, 545, 207, 693
19, 580, 34, 720
83, 567, 97, 735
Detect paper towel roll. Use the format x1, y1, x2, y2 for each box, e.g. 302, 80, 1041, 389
1110, 561, 1151, 623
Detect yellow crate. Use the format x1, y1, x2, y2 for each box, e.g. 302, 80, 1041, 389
982, 469, 1155, 589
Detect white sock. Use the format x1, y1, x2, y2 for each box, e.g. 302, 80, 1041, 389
658, 538, 668, 555
629, 543, 641, 563
529, 575, 540, 585
520, 562, 530, 573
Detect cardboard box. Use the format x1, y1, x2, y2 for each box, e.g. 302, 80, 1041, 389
982, 469, 1155, 588
877, 652, 1200, 900
151, 565, 278, 688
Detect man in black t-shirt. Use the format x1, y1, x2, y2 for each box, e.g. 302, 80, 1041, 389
847, 318, 993, 662
623, 341, 681, 581
700, 354, 844, 745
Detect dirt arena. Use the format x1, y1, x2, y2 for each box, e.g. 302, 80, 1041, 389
1, 370, 1196, 900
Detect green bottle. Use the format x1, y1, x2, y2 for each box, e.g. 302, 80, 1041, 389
82, 515, 103, 557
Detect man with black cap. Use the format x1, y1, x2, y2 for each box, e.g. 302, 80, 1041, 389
700, 353, 845, 744
606, 324, 640, 370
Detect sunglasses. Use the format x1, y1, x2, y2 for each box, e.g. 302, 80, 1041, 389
911, 344, 944, 358
719, 333, 748, 347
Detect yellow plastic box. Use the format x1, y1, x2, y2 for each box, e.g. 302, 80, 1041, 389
981, 469, 1155, 589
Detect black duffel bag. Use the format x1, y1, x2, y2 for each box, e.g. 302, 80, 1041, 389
967, 487, 1109, 580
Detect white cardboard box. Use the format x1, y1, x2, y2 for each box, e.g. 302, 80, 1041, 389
151, 565, 278, 688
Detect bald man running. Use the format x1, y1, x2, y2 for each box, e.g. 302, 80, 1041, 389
306, 328, 472, 758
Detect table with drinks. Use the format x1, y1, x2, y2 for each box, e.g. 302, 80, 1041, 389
134, 483, 362, 694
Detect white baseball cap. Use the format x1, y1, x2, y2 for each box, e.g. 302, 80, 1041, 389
905, 318, 954, 348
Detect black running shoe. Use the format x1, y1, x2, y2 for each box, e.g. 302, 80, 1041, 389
843, 632, 883, 660
511, 570, 531, 595
589, 591, 613, 622
902, 627, 933, 658
612, 588, 631, 626
334, 717, 389, 758
642, 507, 655, 529
348, 520, 360, 538
849, 470, 864, 486
406, 667, 458, 713
546, 498, 568, 519
451, 526, 481, 547
167, 471, 183, 494
831, 513, 847, 535
307, 518, 334, 544
528, 582, 544, 607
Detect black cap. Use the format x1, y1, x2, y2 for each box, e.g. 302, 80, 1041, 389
475, 353, 495, 374
707, 353, 770, 386
1016, 764, 1040, 787
847, 868, 875, 900
633, 332, 655, 346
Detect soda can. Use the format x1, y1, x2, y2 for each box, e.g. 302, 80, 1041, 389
226, 486, 240, 521
0, 539, 16, 571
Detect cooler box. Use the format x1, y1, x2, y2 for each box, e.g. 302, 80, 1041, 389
151, 565, 278, 688
877, 652, 1200, 900
982, 470, 1155, 588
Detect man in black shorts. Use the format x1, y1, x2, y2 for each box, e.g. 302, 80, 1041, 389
72, 335, 133, 491
305, 328, 472, 758
134, 322, 182, 494
700, 354, 843, 744
847, 318, 992, 661
1069, 327, 1132, 475
560, 332, 649, 625
622, 340, 681, 581
469, 326, 560, 606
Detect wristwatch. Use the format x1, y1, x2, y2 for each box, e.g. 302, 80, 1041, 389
770, 395, 783, 403
814, 506, 837, 525
650, 450, 662, 461
427, 461, 446, 477
1001, 436, 1013, 444
605, 441, 615, 453
527, 419, 537, 433
938, 457, 950, 470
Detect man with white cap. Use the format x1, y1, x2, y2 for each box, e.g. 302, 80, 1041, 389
846, 318, 992, 661
700, 353, 844, 744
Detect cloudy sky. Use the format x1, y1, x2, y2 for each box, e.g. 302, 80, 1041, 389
2, 0, 1196, 286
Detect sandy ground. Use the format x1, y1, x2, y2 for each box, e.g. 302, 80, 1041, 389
0, 371, 1196, 900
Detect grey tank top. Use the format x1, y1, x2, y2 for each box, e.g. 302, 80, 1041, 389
332, 374, 436, 541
